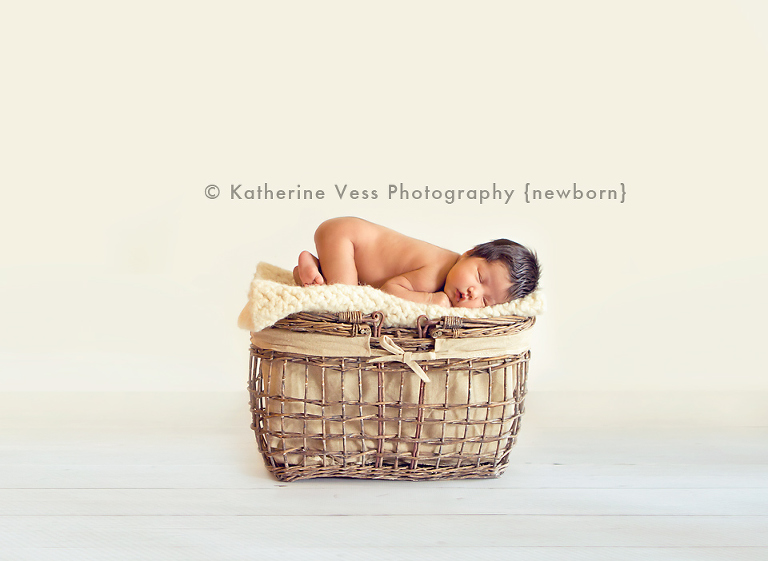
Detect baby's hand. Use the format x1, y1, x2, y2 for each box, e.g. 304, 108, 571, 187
430, 291, 452, 308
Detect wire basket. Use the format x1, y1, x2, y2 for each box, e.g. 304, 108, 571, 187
247, 311, 534, 481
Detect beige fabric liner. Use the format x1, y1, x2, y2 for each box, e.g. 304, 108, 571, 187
250, 329, 531, 366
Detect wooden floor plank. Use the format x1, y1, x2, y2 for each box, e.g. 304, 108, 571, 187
2, 547, 768, 561
1, 487, 767, 516
1, 515, 767, 548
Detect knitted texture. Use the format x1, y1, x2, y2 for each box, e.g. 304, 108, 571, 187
238, 262, 545, 332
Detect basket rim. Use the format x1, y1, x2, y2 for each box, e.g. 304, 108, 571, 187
270, 311, 535, 338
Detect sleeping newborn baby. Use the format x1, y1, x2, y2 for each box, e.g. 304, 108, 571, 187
293, 217, 540, 308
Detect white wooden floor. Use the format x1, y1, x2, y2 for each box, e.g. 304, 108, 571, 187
1, 392, 766, 560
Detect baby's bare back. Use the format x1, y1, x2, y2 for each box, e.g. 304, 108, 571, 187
327, 218, 459, 291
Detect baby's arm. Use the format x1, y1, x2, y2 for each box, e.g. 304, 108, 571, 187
380, 269, 452, 307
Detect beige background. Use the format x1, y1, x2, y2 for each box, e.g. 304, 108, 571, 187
1, 1, 766, 404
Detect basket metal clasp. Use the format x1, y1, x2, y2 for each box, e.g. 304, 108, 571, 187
370, 311, 384, 337
416, 315, 439, 339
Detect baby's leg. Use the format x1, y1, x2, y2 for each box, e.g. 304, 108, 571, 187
313, 219, 359, 285
294, 251, 325, 286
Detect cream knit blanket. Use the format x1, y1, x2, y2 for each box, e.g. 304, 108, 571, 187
237, 262, 545, 332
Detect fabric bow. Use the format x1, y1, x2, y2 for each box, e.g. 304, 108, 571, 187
368, 335, 434, 383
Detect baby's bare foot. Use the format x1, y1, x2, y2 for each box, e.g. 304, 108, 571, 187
297, 251, 325, 286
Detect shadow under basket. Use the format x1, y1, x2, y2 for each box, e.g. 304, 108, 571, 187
248, 311, 534, 481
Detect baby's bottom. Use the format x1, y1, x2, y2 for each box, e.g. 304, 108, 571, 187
293, 219, 359, 286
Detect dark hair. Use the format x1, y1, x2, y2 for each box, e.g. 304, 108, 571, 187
468, 239, 541, 301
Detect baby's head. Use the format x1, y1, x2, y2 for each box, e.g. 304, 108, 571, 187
443, 239, 540, 308
468, 239, 540, 300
